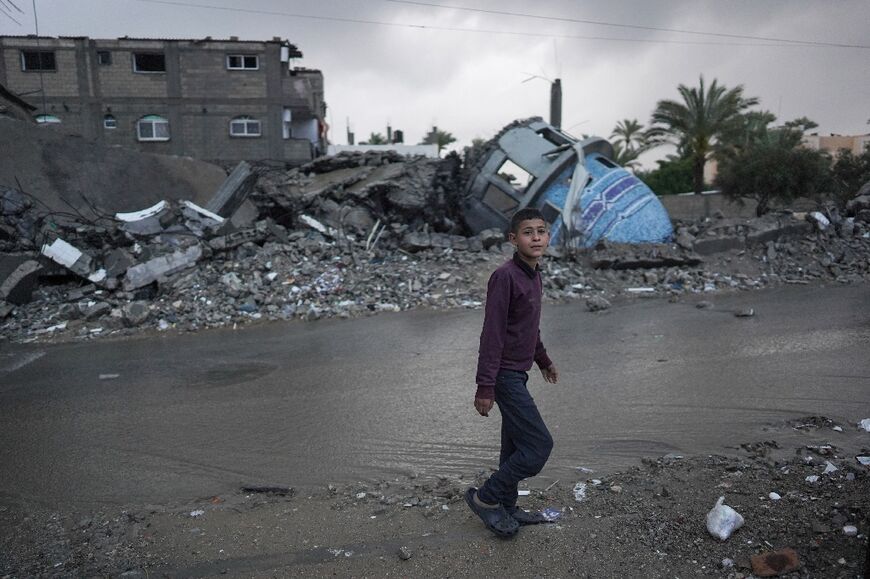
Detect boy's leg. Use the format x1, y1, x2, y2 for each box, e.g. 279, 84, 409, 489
498, 414, 518, 509
478, 370, 553, 506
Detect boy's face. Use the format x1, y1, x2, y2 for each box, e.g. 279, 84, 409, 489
509, 218, 550, 262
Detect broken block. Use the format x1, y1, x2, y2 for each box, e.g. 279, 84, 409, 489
0, 259, 42, 305
123, 245, 203, 291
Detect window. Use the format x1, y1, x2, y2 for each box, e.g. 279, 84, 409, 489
34, 114, 61, 124
133, 53, 166, 73
229, 116, 262, 137
136, 115, 170, 141
103, 114, 117, 129
226, 54, 259, 70
97, 51, 112, 65
496, 160, 534, 194
21, 50, 56, 71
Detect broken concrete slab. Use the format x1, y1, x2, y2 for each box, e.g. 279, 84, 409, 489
41, 238, 105, 283
0, 259, 42, 305
208, 228, 268, 252
122, 245, 203, 291
103, 248, 136, 278
205, 161, 257, 218
401, 231, 430, 253
116, 201, 170, 236
591, 243, 702, 270
693, 236, 745, 256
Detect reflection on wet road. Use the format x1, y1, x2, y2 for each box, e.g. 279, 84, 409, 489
1, 283, 868, 508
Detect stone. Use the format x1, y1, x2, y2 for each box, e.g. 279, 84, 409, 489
122, 301, 150, 327
479, 228, 505, 249
586, 295, 611, 312
750, 548, 800, 577
398, 546, 412, 560
693, 236, 744, 255
103, 248, 136, 278
675, 230, 695, 250
735, 308, 755, 318
82, 302, 111, 320
401, 232, 430, 253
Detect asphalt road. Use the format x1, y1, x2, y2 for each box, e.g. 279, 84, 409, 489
1, 283, 868, 509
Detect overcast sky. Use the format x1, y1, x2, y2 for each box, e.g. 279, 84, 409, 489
2, 0, 868, 167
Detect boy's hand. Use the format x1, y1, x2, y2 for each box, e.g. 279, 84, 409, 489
474, 397, 494, 417
541, 364, 559, 384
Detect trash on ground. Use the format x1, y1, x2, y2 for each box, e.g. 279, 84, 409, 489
842, 525, 858, 536
856, 456, 870, 466
98, 374, 120, 380
517, 490, 530, 496
541, 507, 562, 522
572, 482, 587, 502
823, 461, 838, 474
705, 496, 744, 541
398, 546, 412, 560
189, 510, 205, 517
859, 418, 870, 432
806, 475, 820, 483
768, 492, 781, 500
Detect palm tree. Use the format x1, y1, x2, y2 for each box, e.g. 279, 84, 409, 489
420, 126, 456, 155
648, 76, 759, 194
611, 142, 642, 171
610, 118, 648, 152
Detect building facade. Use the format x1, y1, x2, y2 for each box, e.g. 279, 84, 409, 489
0, 35, 326, 164
802, 133, 870, 158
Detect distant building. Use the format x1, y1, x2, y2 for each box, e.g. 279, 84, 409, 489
802, 133, 870, 157
0, 35, 326, 165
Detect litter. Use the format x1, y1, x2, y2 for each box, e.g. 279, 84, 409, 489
768, 492, 781, 501
115, 201, 168, 222
805, 475, 820, 483
823, 461, 838, 474
98, 374, 120, 380
843, 525, 858, 536
856, 456, 870, 466
859, 418, 870, 432
705, 496, 744, 541
190, 510, 205, 517
626, 287, 655, 293
517, 490, 530, 496
572, 482, 587, 502
541, 507, 562, 522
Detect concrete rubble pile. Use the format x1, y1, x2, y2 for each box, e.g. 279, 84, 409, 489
1, 148, 869, 343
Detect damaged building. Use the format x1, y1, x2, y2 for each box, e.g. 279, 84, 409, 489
0, 35, 326, 164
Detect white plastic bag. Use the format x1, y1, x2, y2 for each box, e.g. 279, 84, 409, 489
706, 496, 744, 541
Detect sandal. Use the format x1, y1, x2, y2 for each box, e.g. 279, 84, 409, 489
464, 487, 519, 538
506, 506, 548, 525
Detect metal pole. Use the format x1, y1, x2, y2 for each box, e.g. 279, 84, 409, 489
31, 0, 47, 117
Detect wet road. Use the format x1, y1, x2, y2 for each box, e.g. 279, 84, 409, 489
1, 283, 869, 509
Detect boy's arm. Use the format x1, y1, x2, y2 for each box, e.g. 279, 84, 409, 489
475, 270, 510, 402
535, 330, 559, 384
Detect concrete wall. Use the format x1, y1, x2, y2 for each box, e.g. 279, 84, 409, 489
0, 36, 325, 165
658, 193, 758, 221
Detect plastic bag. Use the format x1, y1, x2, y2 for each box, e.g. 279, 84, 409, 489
706, 496, 744, 541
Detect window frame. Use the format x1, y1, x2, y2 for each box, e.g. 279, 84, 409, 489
226, 54, 259, 70
21, 50, 56, 72
229, 116, 262, 138
97, 51, 112, 66
132, 52, 166, 74
103, 114, 117, 129
136, 115, 170, 142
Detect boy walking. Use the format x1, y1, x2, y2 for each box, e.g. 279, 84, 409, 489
466, 207, 559, 537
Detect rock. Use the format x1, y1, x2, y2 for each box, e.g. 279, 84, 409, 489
693, 236, 744, 255
735, 308, 755, 318
122, 301, 150, 327
585, 295, 611, 312
479, 228, 505, 249
123, 245, 203, 291
82, 302, 111, 320
401, 232, 430, 253
750, 548, 800, 577
675, 230, 695, 250
398, 546, 412, 560
103, 248, 136, 278
696, 301, 714, 309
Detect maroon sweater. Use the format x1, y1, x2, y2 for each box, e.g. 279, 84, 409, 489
475, 254, 553, 400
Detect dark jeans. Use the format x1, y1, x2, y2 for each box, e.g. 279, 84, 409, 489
477, 369, 553, 507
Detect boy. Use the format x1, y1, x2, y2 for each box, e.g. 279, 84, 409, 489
465, 207, 559, 537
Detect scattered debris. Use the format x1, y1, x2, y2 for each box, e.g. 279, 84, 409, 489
750, 547, 801, 577
705, 496, 744, 541
573, 482, 588, 502
397, 546, 412, 560
769, 492, 781, 501
843, 525, 858, 536
241, 486, 293, 496
735, 307, 755, 318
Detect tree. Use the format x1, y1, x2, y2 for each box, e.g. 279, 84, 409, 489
610, 118, 652, 171
830, 147, 870, 207
637, 157, 695, 195
420, 126, 456, 155
715, 127, 831, 216
648, 76, 759, 194
362, 132, 387, 145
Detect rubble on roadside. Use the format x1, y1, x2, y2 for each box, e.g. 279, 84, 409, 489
1, 157, 869, 345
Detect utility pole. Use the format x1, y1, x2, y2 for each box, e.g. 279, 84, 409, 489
550, 78, 562, 130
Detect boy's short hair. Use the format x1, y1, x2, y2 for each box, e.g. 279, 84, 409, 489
509, 207, 547, 234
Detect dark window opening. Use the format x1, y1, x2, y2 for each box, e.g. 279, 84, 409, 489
133, 53, 166, 73
227, 54, 259, 70
482, 184, 519, 214
21, 50, 56, 71
540, 202, 561, 224
595, 155, 618, 169
97, 51, 112, 65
